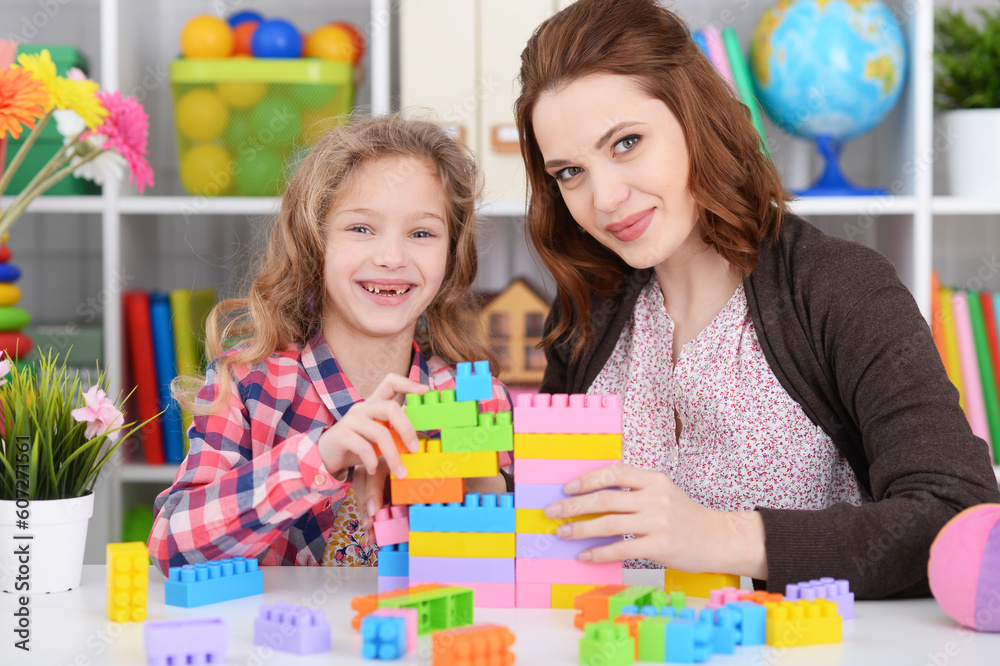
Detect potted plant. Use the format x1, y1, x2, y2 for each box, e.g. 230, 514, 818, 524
0, 350, 151, 594
935, 2, 1000, 196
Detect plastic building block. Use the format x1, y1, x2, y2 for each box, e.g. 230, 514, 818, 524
395, 450, 499, 479
785, 577, 854, 619
352, 585, 445, 631
552, 583, 602, 609
454, 360, 493, 402
514, 433, 622, 459
391, 476, 466, 505
409, 531, 515, 558
432, 623, 516, 666
612, 614, 644, 658
580, 620, 635, 666
704, 607, 737, 655
516, 508, 603, 534
764, 599, 843, 647
608, 586, 661, 620
379, 575, 410, 594
638, 617, 670, 662
409, 492, 515, 533
514, 393, 622, 434
514, 482, 573, 509
740, 590, 784, 605
706, 586, 743, 609
378, 542, 410, 577
372, 420, 411, 457
664, 615, 713, 663
406, 389, 479, 430
661, 606, 696, 620
144, 618, 228, 666
106, 541, 148, 622
516, 582, 551, 608
663, 569, 740, 598
378, 585, 475, 635
573, 585, 628, 629
410, 556, 514, 583
373, 505, 410, 546
253, 603, 331, 654
412, 580, 516, 608
164, 557, 263, 607
516, 533, 620, 559
372, 607, 418, 653
441, 411, 514, 452
726, 601, 766, 645
514, 457, 614, 484
361, 615, 407, 659
516, 558, 623, 585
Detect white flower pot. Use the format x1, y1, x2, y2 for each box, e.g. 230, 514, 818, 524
940, 108, 1000, 197
0, 493, 94, 594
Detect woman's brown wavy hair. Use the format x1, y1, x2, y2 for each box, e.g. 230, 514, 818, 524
515, 0, 791, 360
177, 112, 491, 414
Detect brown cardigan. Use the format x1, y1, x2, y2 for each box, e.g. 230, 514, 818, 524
539, 213, 1000, 598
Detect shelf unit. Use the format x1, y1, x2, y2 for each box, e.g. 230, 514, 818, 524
4, 0, 999, 564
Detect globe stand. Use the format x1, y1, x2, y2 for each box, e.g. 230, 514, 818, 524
793, 135, 887, 197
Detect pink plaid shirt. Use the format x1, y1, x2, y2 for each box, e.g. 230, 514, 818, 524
148, 331, 509, 575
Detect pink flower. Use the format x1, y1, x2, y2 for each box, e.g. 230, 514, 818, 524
85, 90, 154, 193
0, 351, 10, 387
72, 385, 125, 442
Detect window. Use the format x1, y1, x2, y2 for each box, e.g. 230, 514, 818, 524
490, 313, 509, 338
525, 345, 546, 371
525, 312, 545, 338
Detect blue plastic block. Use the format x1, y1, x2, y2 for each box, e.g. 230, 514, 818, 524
620, 604, 639, 616
640, 605, 660, 617
408, 493, 515, 533
664, 615, 712, 663
361, 615, 406, 660
703, 608, 737, 655
254, 603, 331, 654
164, 557, 263, 608
378, 543, 409, 578
455, 361, 492, 402
726, 601, 766, 646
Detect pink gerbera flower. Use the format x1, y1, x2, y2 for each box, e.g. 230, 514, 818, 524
85, 90, 154, 193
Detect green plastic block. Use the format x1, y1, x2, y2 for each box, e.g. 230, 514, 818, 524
608, 586, 659, 620
378, 586, 473, 635
405, 389, 479, 431
580, 621, 634, 666
670, 591, 686, 612
440, 411, 513, 452
638, 617, 670, 662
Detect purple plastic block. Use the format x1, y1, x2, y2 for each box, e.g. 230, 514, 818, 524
409, 556, 515, 583
514, 483, 573, 509
513, 393, 622, 434
254, 603, 331, 655
379, 575, 410, 594
515, 532, 619, 559
144, 618, 228, 666
785, 577, 854, 619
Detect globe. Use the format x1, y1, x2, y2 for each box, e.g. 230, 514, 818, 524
749, 0, 907, 195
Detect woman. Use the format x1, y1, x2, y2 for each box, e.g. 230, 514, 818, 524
514, 0, 1000, 597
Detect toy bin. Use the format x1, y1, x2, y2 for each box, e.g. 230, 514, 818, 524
169, 58, 354, 196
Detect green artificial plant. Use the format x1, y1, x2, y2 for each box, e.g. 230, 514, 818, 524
935, 2, 1000, 110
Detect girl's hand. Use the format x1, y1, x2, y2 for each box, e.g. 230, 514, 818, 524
317, 373, 428, 539
544, 463, 768, 579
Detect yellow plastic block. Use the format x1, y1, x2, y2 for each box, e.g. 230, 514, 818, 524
409, 531, 515, 558
765, 599, 843, 647
663, 569, 740, 598
551, 583, 601, 609
515, 508, 601, 534
106, 542, 149, 622
513, 433, 622, 459
393, 450, 499, 479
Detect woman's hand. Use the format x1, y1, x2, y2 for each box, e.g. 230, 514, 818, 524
317, 373, 428, 541
544, 463, 768, 579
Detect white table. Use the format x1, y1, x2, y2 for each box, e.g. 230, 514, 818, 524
1, 565, 999, 665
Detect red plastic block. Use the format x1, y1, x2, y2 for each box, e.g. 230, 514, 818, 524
513, 393, 622, 434
373, 505, 410, 546
390, 477, 466, 505
432, 624, 516, 666
573, 585, 628, 629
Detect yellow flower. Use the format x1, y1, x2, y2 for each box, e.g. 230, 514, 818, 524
14, 49, 108, 129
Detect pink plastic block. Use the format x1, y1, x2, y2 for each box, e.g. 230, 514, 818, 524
378, 575, 410, 594
515, 558, 623, 584
373, 505, 410, 546
706, 587, 743, 610
785, 578, 855, 619
412, 580, 516, 608
372, 607, 418, 653
515, 583, 551, 608
513, 393, 622, 434
514, 458, 614, 485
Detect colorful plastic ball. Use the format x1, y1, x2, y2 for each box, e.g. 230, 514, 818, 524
250, 97, 302, 146
929, 503, 1000, 632
215, 80, 267, 108
288, 81, 338, 109
227, 10, 263, 27
180, 144, 234, 196
232, 20, 259, 56
175, 88, 230, 141
328, 22, 366, 65
234, 147, 284, 196
180, 15, 234, 58
251, 18, 303, 58
305, 24, 358, 63
223, 112, 251, 152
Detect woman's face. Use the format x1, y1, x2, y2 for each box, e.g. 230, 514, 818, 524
532, 74, 703, 270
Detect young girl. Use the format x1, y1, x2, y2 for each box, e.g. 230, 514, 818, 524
148, 113, 510, 574
515, 0, 1000, 598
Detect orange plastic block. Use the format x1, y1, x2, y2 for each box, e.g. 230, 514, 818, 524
764, 599, 843, 647
373, 421, 410, 456
573, 584, 628, 629
351, 584, 446, 630
390, 476, 466, 505
612, 615, 644, 659
741, 590, 784, 605
431, 624, 516, 666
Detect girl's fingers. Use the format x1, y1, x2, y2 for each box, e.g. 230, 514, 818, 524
546, 488, 640, 520
554, 511, 640, 541
370, 373, 429, 403
579, 535, 645, 564
363, 401, 422, 456
350, 418, 410, 478
564, 463, 653, 495
337, 431, 380, 474
364, 462, 390, 528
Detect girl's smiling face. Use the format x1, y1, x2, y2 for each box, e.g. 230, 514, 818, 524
323, 154, 450, 345
532, 73, 704, 270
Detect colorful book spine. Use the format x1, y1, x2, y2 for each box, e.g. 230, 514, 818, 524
702, 24, 735, 91
940, 286, 966, 412
952, 290, 991, 448
123, 291, 165, 465
150, 292, 185, 464
721, 26, 767, 150
968, 292, 1000, 456
931, 271, 946, 365
692, 29, 709, 58
987, 292, 1000, 408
